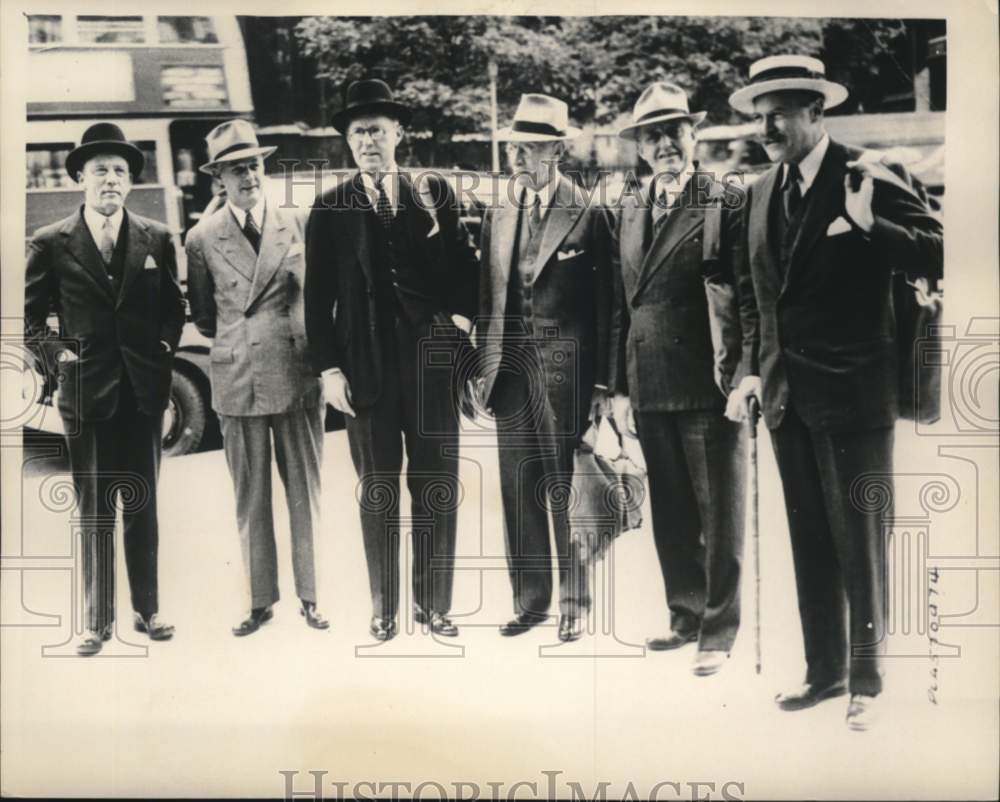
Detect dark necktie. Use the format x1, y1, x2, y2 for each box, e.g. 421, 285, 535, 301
652, 187, 671, 231
783, 163, 803, 224
528, 193, 542, 240
242, 213, 261, 255
375, 175, 394, 231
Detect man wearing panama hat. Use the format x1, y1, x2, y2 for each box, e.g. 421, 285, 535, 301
305, 79, 479, 642
477, 93, 614, 642
724, 55, 943, 729
24, 122, 186, 655
608, 82, 747, 676
186, 119, 329, 637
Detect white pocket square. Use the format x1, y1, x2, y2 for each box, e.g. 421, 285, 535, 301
143, 255, 158, 269
426, 219, 440, 238
557, 248, 584, 261
826, 216, 852, 236
287, 242, 305, 257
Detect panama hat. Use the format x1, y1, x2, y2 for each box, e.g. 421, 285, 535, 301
65, 122, 145, 180
496, 94, 581, 142
199, 120, 277, 175
729, 55, 848, 115
331, 79, 412, 134
617, 82, 707, 140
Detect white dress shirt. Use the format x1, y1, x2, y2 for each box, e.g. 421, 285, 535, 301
519, 169, 561, 217
359, 166, 399, 215
83, 205, 124, 253
227, 197, 266, 231
783, 133, 830, 196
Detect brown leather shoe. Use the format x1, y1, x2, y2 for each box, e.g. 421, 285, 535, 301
775, 680, 848, 711
646, 630, 698, 651
369, 616, 398, 641
414, 606, 458, 637
846, 693, 878, 731
232, 606, 273, 637
300, 601, 330, 630
558, 615, 583, 642
76, 626, 111, 657
134, 613, 175, 641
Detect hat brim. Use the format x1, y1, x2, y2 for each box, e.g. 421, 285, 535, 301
65, 141, 144, 180
496, 125, 582, 142
728, 79, 848, 115
331, 101, 412, 134
617, 110, 708, 141
199, 145, 278, 175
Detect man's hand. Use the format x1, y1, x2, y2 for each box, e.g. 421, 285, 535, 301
844, 160, 876, 233
612, 393, 635, 436
725, 375, 761, 423
323, 370, 356, 418
451, 314, 473, 335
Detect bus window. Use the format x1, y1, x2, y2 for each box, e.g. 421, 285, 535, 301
28, 141, 159, 188
27, 15, 62, 44
157, 17, 219, 44
77, 16, 145, 44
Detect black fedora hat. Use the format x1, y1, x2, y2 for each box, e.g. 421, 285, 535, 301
331, 79, 411, 134
65, 122, 145, 180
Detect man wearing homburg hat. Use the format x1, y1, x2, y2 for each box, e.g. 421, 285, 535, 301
24, 123, 185, 655
609, 84, 747, 676
725, 56, 943, 729
186, 120, 329, 637
477, 94, 614, 642
304, 79, 478, 641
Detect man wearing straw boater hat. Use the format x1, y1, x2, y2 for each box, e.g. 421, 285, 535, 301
186, 120, 329, 637
24, 122, 186, 655
304, 79, 478, 642
725, 55, 943, 729
477, 94, 614, 643
609, 83, 747, 676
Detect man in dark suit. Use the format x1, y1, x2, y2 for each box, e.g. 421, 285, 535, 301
24, 123, 186, 656
725, 56, 944, 729
477, 94, 614, 643
187, 120, 329, 637
305, 79, 478, 641
609, 84, 747, 676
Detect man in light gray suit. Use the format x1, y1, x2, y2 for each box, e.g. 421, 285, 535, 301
186, 120, 328, 636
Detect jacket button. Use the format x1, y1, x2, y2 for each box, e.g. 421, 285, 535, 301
230, 280, 237, 287
632, 300, 641, 310
673, 336, 682, 344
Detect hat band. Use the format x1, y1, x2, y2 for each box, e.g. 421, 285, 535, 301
750, 66, 826, 84
512, 120, 566, 137
211, 142, 262, 162
635, 107, 692, 124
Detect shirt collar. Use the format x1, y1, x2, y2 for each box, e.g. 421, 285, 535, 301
648, 170, 695, 210
521, 169, 561, 218
785, 133, 829, 194
83, 205, 124, 243
228, 197, 266, 230
359, 165, 399, 210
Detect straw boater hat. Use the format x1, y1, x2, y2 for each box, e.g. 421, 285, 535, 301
331, 79, 412, 134
728, 54, 848, 115
65, 122, 145, 179
617, 82, 707, 140
496, 94, 581, 142
199, 119, 276, 175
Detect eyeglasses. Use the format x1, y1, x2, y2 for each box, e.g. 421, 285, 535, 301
347, 126, 389, 143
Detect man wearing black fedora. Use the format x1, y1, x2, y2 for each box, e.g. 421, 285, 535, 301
186, 120, 329, 637
725, 55, 943, 729
609, 83, 747, 676
304, 79, 478, 641
476, 94, 614, 643
24, 122, 186, 656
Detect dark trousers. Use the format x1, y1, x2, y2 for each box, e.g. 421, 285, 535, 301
345, 316, 461, 619
64, 378, 162, 632
492, 351, 590, 618
770, 406, 892, 696
219, 404, 324, 609
635, 409, 746, 651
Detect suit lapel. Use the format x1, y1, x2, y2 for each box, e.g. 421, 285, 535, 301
344, 176, 375, 287
116, 211, 150, 308
532, 176, 586, 281
620, 195, 647, 289
785, 140, 846, 290
631, 181, 703, 301
491, 197, 519, 317
749, 165, 781, 287
61, 211, 115, 302
212, 208, 257, 283
245, 202, 291, 313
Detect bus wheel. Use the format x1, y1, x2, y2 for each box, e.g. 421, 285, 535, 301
163, 368, 207, 457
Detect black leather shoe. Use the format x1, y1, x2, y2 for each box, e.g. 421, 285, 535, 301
232, 606, 273, 637
499, 613, 546, 637
558, 615, 583, 642
369, 616, 398, 641
414, 606, 458, 637
300, 601, 329, 630
134, 613, 175, 641
646, 630, 698, 651
775, 679, 848, 711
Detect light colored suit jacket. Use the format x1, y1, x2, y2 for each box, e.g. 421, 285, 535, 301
186, 201, 321, 416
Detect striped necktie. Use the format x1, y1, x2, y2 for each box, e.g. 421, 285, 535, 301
99, 217, 115, 265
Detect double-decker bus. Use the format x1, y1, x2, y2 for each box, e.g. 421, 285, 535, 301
25, 14, 254, 454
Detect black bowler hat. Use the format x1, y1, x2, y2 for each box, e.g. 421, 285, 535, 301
65, 122, 145, 180
331, 79, 412, 134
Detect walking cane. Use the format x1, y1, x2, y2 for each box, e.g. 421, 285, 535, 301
746, 395, 762, 674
